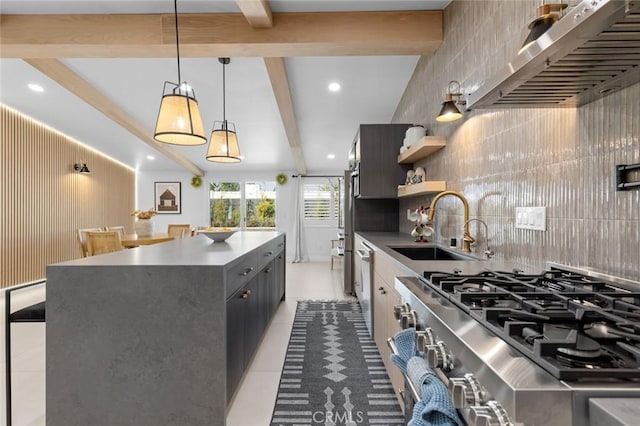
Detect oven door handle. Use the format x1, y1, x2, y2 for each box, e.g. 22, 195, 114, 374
356, 249, 370, 262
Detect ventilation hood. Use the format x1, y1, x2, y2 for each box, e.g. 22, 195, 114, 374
467, 0, 640, 109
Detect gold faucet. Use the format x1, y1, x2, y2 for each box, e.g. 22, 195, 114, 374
427, 190, 475, 253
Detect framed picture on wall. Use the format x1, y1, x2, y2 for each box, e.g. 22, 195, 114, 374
154, 181, 182, 214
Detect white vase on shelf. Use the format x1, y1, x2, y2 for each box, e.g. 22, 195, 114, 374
134, 219, 154, 237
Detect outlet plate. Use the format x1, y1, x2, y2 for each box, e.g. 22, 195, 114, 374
515, 207, 546, 231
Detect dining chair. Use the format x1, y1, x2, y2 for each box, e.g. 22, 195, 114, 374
5, 280, 46, 426
106, 225, 126, 237
86, 231, 123, 256
76, 227, 103, 257
168, 224, 191, 238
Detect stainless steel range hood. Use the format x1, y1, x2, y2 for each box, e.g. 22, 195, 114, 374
467, 0, 640, 109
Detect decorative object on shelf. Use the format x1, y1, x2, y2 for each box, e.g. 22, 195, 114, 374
404, 125, 426, 148
191, 176, 202, 188
616, 163, 640, 191
154, 181, 182, 214
518, 1, 568, 54
153, 0, 206, 146
276, 173, 288, 186
206, 57, 241, 163
412, 167, 426, 184
436, 81, 466, 122
405, 170, 414, 185
73, 162, 90, 173
131, 209, 156, 237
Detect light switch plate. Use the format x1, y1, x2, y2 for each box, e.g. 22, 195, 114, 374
515, 207, 546, 231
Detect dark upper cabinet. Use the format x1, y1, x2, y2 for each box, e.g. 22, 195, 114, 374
354, 124, 410, 199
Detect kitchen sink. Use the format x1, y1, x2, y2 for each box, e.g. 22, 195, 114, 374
388, 246, 477, 261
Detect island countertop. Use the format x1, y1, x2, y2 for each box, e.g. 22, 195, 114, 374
45, 231, 285, 426
55, 230, 284, 266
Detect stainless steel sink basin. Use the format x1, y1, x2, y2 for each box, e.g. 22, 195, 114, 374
388, 245, 478, 261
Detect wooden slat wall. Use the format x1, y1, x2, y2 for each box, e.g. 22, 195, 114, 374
0, 105, 135, 288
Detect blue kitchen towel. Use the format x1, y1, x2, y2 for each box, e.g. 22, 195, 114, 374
406, 356, 436, 399
391, 327, 417, 373
409, 373, 463, 426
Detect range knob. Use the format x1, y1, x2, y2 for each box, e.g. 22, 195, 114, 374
400, 310, 418, 329
425, 341, 454, 372
469, 401, 513, 426
393, 303, 411, 320
416, 328, 436, 351
447, 373, 487, 409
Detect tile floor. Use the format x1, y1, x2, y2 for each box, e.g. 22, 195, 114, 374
1, 262, 352, 426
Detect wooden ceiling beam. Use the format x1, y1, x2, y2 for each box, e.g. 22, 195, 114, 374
0, 11, 442, 58
264, 57, 306, 175
23, 59, 205, 176
235, 0, 273, 28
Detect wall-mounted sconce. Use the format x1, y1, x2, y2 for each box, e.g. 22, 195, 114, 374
74, 163, 90, 173
518, 1, 568, 54
436, 80, 465, 123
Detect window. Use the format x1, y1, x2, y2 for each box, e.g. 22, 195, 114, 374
304, 179, 341, 224
209, 182, 241, 227
245, 181, 276, 229
209, 180, 276, 230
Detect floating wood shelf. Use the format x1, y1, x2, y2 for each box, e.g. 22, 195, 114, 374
397, 181, 446, 198
397, 136, 446, 164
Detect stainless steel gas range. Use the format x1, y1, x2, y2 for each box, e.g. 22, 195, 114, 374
393, 263, 640, 426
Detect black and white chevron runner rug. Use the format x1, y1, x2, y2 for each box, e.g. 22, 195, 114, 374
270, 300, 404, 426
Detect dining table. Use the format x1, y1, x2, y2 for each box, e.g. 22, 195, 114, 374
120, 233, 174, 248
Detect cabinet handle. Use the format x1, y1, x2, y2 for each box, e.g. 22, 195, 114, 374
380, 289, 387, 294
240, 267, 254, 276
264, 267, 272, 273
265, 251, 273, 256
241, 290, 252, 299
378, 286, 384, 291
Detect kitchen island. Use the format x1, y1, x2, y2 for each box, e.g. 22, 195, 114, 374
46, 231, 285, 426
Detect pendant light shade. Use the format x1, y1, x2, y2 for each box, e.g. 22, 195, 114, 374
206, 57, 242, 163
155, 82, 206, 145
153, 0, 206, 146
435, 81, 464, 123
518, 2, 567, 55
436, 96, 463, 123
207, 120, 241, 163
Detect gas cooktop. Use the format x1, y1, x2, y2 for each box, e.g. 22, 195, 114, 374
422, 266, 640, 381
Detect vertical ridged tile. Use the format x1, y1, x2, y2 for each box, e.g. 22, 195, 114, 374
393, 0, 640, 280
0, 105, 136, 288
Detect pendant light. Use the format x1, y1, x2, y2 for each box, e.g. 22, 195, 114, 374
518, 2, 568, 55
436, 81, 465, 123
153, 0, 206, 146
206, 58, 241, 163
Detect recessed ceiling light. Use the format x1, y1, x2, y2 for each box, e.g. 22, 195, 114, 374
146, 155, 155, 160
328, 82, 341, 92
327, 153, 335, 159
28, 83, 44, 92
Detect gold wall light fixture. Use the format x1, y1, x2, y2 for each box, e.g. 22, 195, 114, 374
73, 163, 90, 173
206, 58, 241, 163
153, 0, 206, 146
436, 80, 465, 123
518, 1, 568, 55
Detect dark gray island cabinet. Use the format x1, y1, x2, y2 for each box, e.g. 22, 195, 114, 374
46, 231, 285, 426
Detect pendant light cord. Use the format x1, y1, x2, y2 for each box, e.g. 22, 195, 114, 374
222, 62, 229, 134
174, 0, 182, 84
